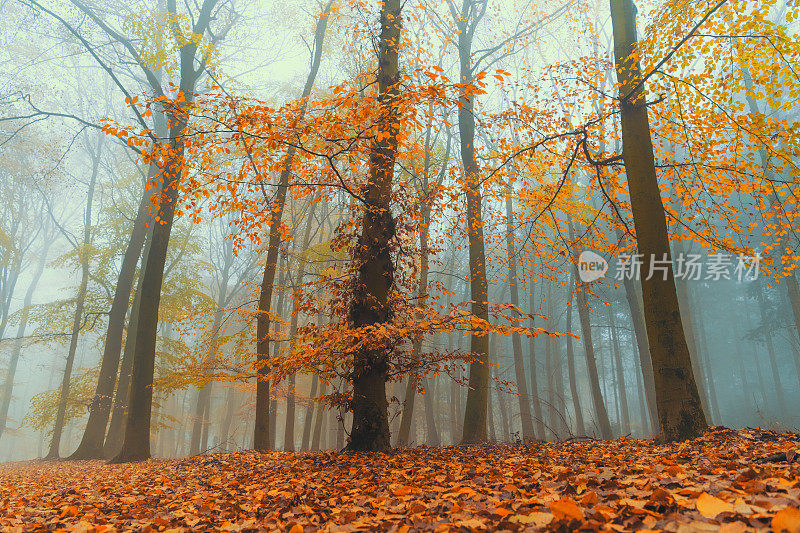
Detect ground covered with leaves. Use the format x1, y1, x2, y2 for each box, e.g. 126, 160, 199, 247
2, 428, 800, 532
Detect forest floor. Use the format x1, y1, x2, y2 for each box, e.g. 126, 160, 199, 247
1, 428, 799, 532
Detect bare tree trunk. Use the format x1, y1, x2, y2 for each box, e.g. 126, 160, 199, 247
103, 234, 148, 458
311, 382, 328, 450
610, 0, 708, 441
607, 307, 630, 435
505, 187, 535, 441
458, 0, 491, 443
301, 375, 318, 451
756, 282, 787, 417
564, 296, 585, 436
422, 377, 440, 445
284, 201, 320, 451
570, 236, 613, 440
218, 386, 238, 452
674, 274, 712, 420
0, 238, 52, 441
621, 266, 659, 430
47, 139, 101, 459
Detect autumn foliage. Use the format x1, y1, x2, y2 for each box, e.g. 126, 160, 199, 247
2, 428, 800, 532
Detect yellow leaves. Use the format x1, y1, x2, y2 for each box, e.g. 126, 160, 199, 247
695, 492, 734, 518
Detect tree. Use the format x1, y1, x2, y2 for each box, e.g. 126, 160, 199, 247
609, 0, 708, 441
253, 0, 333, 452
46, 133, 102, 459
345, 0, 403, 451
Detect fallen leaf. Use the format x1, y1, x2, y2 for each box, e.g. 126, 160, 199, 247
696, 492, 733, 518
773, 507, 800, 533
550, 496, 584, 521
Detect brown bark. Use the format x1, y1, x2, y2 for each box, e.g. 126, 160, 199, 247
70, 159, 159, 459
344, 0, 402, 452
457, 0, 491, 443
505, 187, 536, 441
253, 1, 332, 452
609, 0, 708, 441
528, 277, 545, 440
607, 306, 630, 435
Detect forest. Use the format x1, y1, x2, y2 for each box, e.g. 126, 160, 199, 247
1, 0, 800, 530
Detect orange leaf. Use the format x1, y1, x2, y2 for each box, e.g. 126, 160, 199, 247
550, 497, 584, 521
773, 507, 800, 533
696, 492, 733, 519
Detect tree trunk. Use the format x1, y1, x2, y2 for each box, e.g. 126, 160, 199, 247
674, 273, 712, 420
112, 95, 192, 463
607, 306, 630, 435
0, 239, 51, 441
344, 0, 402, 452
422, 377, 440, 445
756, 283, 787, 417
70, 160, 157, 459
47, 140, 101, 459
570, 232, 613, 440
505, 187, 535, 441
301, 374, 318, 451
253, 1, 332, 453
103, 233, 149, 458
564, 297, 585, 436
528, 277, 545, 440
397, 116, 440, 447
620, 265, 659, 430
311, 382, 328, 450
458, 1, 491, 443
609, 0, 708, 441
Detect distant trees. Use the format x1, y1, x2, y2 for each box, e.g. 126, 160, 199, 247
4, 0, 800, 460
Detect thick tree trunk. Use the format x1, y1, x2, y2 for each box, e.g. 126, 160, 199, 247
70, 163, 157, 459
610, 0, 708, 441
344, 0, 402, 452
112, 98, 192, 463
103, 236, 148, 458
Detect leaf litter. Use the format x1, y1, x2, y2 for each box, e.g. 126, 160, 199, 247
1, 428, 799, 532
